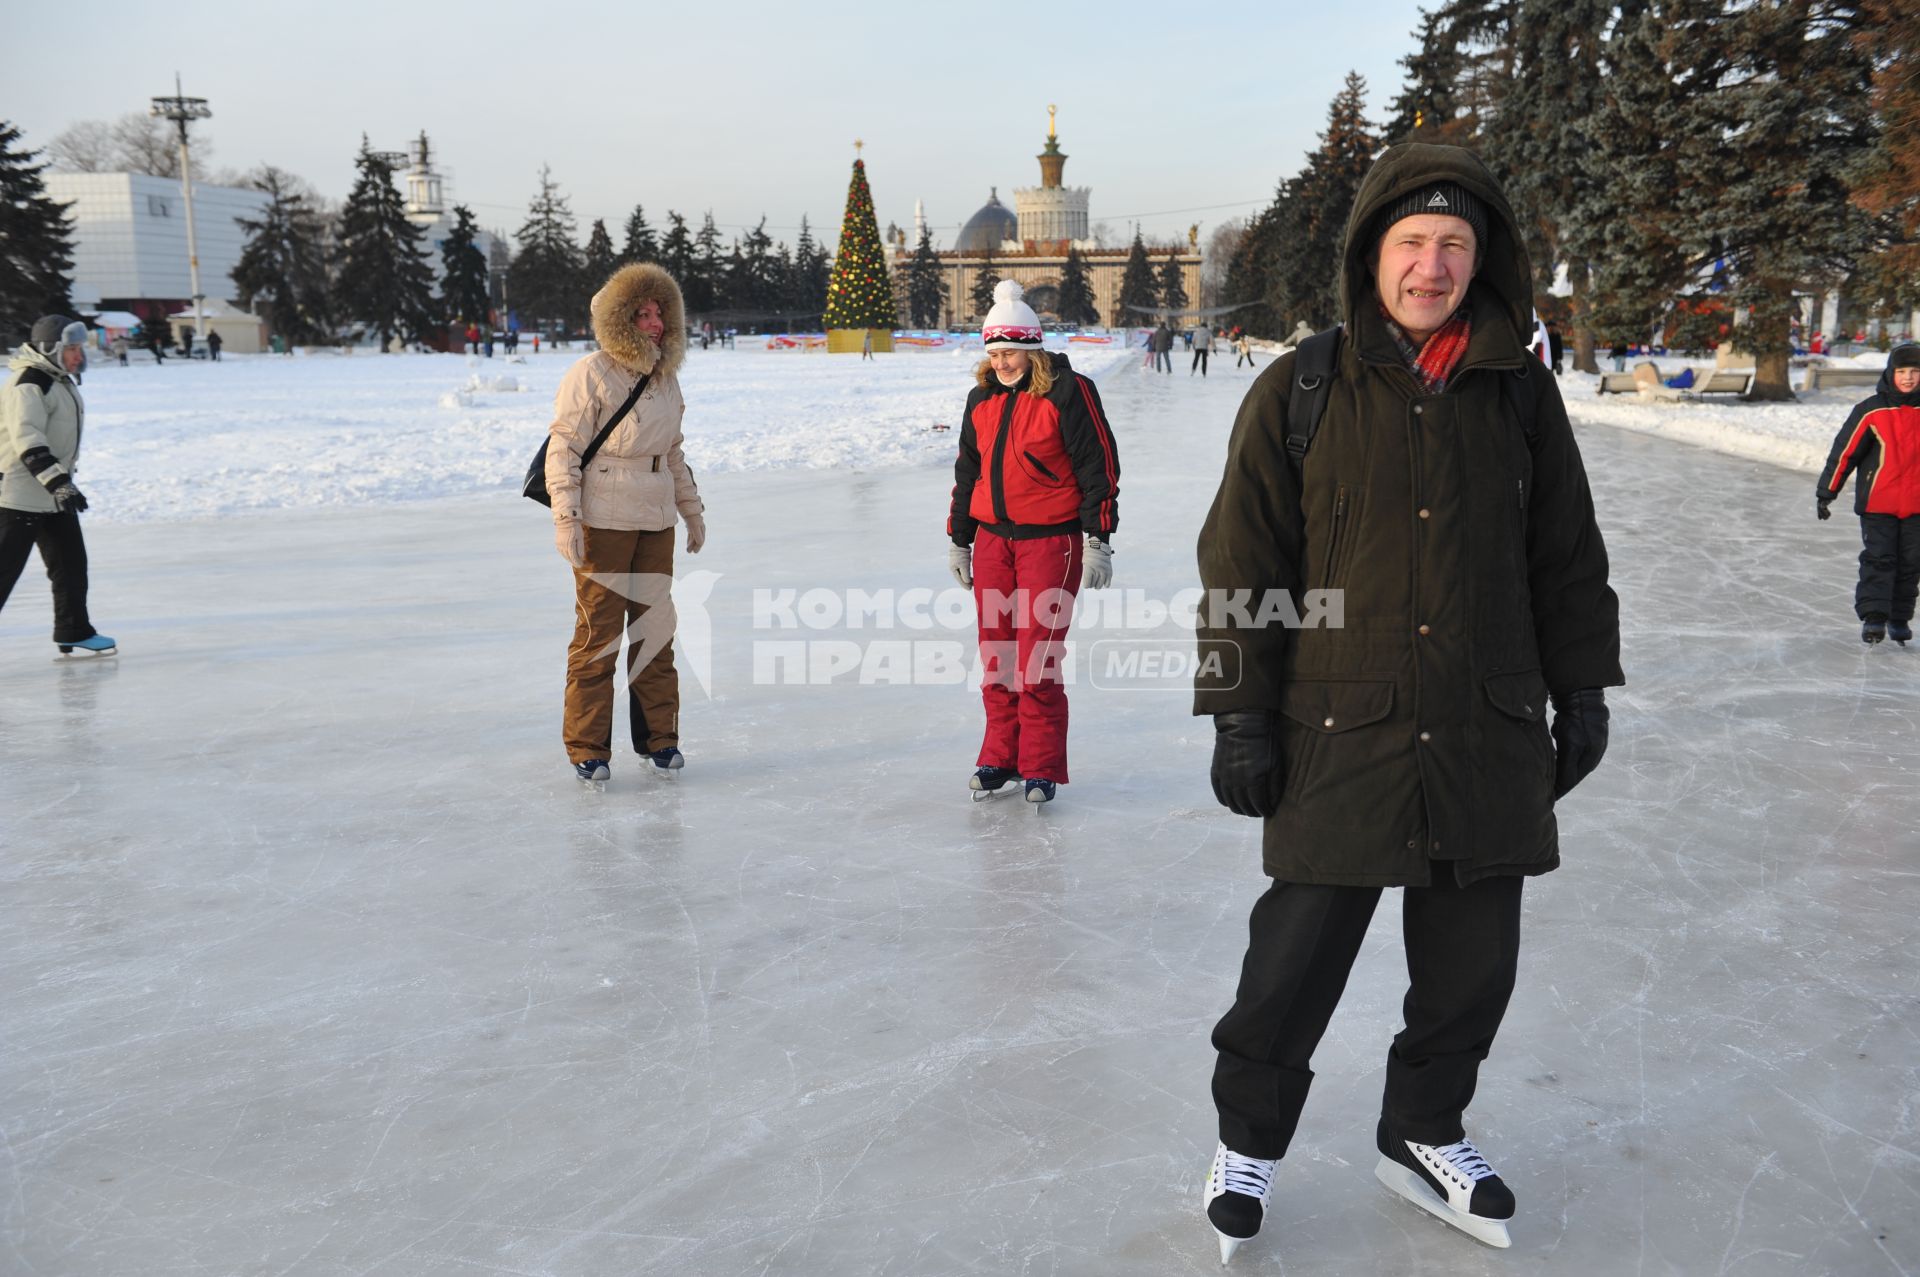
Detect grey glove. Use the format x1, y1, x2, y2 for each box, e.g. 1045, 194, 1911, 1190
948, 543, 973, 588
47, 478, 88, 514
1211, 710, 1284, 818
1081, 536, 1113, 590
1550, 688, 1610, 800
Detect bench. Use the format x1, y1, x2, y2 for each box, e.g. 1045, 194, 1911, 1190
1693, 369, 1753, 396
1596, 372, 1640, 394
1804, 365, 1882, 392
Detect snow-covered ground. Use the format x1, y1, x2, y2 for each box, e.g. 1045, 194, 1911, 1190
4, 349, 1916, 1275
72, 340, 1136, 524
65, 341, 1889, 526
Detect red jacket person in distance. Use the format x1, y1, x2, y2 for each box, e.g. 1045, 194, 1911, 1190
948, 281, 1120, 804
1816, 342, 1920, 644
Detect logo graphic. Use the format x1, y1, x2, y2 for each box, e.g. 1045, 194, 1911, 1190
1426, 191, 1450, 209
581, 569, 722, 697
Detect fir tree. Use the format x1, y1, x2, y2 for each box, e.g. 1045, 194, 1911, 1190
582, 217, 617, 292
968, 249, 1001, 321
437, 204, 490, 327
734, 216, 776, 315
1488, 0, 1619, 371
335, 138, 438, 350
1158, 253, 1190, 318
232, 165, 334, 346
620, 204, 658, 265
508, 164, 583, 335
1383, 1, 1518, 146
1224, 194, 1285, 337
1056, 244, 1098, 328
1117, 228, 1160, 325
905, 228, 947, 328
0, 121, 74, 341
791, 216, 830, 320
1845, 0, 1917, 313
1270, 73, 1378, 331
659, 211, 695, 286
686, 211, 725, 313
822, 159, 897, 331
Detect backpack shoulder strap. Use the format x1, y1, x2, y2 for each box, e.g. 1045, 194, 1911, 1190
1284, 326, 1342, 466
1501, 360, 1541, 451
16, 368, 53, 394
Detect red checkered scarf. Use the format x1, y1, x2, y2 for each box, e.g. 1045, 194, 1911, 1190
1380, 302, 1472, 394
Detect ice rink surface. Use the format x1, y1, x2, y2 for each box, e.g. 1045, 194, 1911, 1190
3, 352, 1916, 1275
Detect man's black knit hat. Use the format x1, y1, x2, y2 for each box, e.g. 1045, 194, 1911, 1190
1372, 182, 1490, 251
1890, 343, 1920, 371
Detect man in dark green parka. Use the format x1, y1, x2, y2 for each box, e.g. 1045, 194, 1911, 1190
1195, 144, 1622, 1263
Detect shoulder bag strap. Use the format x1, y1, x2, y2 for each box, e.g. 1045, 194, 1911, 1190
578, 370, 653, 468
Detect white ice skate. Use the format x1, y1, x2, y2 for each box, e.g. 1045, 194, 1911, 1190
1373, 1120, 1514, 1248
1203, 1141, 1276, 1264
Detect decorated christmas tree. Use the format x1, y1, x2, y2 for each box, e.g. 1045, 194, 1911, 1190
823, 152, 896, 351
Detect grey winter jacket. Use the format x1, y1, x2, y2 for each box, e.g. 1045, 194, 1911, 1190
2, 344, 84, 514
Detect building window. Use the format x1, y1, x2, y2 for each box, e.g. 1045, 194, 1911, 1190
148, 195, 171, 218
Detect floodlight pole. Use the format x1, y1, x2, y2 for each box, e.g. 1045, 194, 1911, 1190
151, 73, 212, 341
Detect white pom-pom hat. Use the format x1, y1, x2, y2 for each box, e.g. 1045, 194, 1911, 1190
982, 280, 1044, 350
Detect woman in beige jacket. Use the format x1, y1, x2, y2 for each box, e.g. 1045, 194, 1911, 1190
546, 264, 705, 782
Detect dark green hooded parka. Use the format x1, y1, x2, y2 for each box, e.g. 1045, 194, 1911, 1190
1195, 143, 1624, 888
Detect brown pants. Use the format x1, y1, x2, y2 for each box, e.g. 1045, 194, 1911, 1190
564, 526, 679, 761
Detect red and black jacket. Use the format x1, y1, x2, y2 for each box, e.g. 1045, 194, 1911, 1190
1818, 365, 1920, 517
948, 351, 1120, 545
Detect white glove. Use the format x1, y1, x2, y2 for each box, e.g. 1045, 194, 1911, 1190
948, 543, 973, 587
555, 517, 585, 569
685, 513, 706, 554
1082, 536, 1113, 590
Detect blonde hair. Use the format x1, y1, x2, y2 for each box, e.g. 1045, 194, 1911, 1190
973, 349, 1055, 397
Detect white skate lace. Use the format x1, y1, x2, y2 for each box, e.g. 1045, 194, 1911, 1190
1429, 1138, 1496, 1182
1216, 1147, 1277, 1199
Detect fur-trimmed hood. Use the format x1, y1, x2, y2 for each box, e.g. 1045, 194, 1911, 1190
590, 263, 686, 377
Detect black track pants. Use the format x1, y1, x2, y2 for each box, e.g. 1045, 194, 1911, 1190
0, 508, 95, 644
1211, 873, 1523, 1159
1856, 513, 1920, 623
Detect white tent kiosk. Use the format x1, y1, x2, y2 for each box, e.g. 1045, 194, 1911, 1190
165, 299, 266, 354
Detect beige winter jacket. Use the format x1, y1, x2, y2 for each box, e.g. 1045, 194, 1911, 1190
545, 263, 703, 532
2, 344, 83, 514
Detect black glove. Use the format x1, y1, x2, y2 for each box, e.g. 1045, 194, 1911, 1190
1817, 497, 1832, 521
1549, 688, 1610, 800
47, 479, 88, 514
1211, 710, 1284, 818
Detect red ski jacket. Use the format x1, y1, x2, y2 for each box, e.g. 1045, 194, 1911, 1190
1818, 366, 1920, 517
948, 351, 1120, 544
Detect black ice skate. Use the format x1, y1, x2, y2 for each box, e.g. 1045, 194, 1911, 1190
1203, 1141, 1276, 1265
1373, 1119, 1514, 1249
1862, 620, 1887, 645
1023, 777, 1056, 804
1890, 619, 1913, 645
969, 765, 1020, 800
648, 746, 684, 773
573, 758, 610, 783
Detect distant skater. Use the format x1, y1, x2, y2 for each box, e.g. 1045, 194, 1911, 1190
1191, 325, 1212, 376
1816, 342, 1920, 645
545, 264, 707, 783
1, 317, 116, 656
948, 281, 1119, 806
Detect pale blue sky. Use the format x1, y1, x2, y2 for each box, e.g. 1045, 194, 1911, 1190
17, 0, 1431, 252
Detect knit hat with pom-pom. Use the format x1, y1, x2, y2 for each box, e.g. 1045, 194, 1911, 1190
982, 280, 1044, 350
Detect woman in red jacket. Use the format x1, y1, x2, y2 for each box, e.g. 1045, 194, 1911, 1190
948, 281, 1120, 803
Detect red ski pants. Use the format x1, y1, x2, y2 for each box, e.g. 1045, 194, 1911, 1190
972, 529, 1082, 783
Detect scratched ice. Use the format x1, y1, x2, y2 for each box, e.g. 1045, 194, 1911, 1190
3, 358, 1915, 1276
